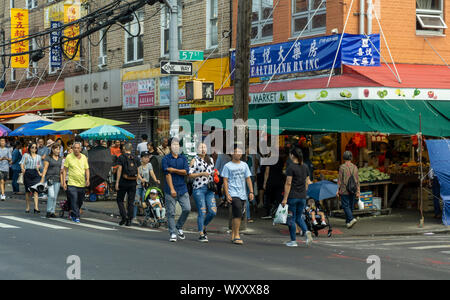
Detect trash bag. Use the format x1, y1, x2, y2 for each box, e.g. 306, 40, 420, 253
273, 204, 288, 225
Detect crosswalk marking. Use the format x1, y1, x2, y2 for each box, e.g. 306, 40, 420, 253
48, 218, 117, 231
82, 218, 118, 226
83, 217, 160, 232
0, 222, 20, 229
409, 245, 450, 250
379, 241, 447, 246
0, 216, 71, 230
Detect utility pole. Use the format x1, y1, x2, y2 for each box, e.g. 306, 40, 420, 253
232, 0, 252, 231
169, 0, 179, 137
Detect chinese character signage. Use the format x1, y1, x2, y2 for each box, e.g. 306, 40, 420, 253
11, 8, 29, 69
231, 35, 342, 78
159, 77, 170, 106
50, 21, 62, 68
138, 79, 156, 108
123, 81, 138, 109
341, 33, 380, 67
64, 4, 80, 61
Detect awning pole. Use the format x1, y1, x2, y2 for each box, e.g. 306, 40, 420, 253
326, 0, 355, 88
418, 113, 424, 228
424, 38, 450, 69
364, 34, 401, 84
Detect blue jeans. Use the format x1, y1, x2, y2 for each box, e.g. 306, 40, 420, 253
47, 182, 61, 214
287, 198, 308, 241
193, 185, 216, 232
68, 186, 84, 219
165, 192, 191, 236
133, 187, 146, 218
341, 194, 355, 224
12, 169, 20, 193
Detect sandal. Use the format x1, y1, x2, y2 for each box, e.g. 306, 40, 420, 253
232, 238, 244, 245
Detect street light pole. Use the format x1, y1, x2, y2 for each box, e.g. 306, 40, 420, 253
169, 0, 179, 137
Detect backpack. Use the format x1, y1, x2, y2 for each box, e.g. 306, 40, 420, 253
122, 154, 138, 180
345, 164, 358, 195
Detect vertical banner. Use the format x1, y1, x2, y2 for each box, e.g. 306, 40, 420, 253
341, 33, 381, 66
50, 21, 62, 68
10, 8, 29, 69
123, 81, 138, 109
63, 4, 80, 61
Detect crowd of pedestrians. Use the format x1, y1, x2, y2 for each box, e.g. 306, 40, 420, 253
0, 134, 363, 247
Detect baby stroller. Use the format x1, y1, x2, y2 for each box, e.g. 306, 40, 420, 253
59, 198, 71, 218
141, 186, 167, 229
303, 199, 333, 238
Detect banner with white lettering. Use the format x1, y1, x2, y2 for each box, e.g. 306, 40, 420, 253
341, 33, 380, 67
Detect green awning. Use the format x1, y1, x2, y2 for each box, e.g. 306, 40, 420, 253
182, 100, 450, 137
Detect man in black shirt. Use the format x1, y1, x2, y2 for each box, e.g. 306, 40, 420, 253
115, 143, 140, 226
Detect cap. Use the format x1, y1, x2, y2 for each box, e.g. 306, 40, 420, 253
46, 139, 54, 147
141, 151, 150, 157
150, 189, 158, 194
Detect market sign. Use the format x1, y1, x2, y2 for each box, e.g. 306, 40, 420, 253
230, 34, 381, 78
250, 91, 287, 104
11, 8, 29, 69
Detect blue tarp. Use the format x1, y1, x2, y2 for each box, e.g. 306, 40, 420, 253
425, 139, 450, 226
9, 120, 72, 137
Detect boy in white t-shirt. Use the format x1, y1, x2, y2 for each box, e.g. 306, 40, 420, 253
148, 189, 165, 220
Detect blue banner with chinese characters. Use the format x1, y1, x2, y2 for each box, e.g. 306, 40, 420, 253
231, 35, 342, 78
230, 34, 381, 78
50, 21, 62, 68
341, 33, 380, 67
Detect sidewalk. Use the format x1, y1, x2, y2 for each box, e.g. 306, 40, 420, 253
5, 182, 448, 238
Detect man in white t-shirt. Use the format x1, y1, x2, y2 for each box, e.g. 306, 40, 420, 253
137, 134, 148, 157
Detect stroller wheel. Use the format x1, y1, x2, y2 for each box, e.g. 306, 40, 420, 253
327, 230, 332, 238
313, 230, 319, 237
141, 221, 147, 227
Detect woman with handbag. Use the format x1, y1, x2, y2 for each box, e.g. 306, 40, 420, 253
40, 144, 63, 218
337, 151, 360, 229
20, 142, 43, 213
189, 143, 217, 243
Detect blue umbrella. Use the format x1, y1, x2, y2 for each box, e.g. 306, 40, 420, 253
0, 124, 11, 137
9, 120, 72, 136
79, 125, 134, 141
307, 180, 338, 201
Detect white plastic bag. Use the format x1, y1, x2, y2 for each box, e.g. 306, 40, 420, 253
358, 200, 365, 210
273, 204, 288, 225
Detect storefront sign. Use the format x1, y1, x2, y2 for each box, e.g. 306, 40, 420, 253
231, 35, 342, 78
50, 21, 62, 68
63, 4, 80, 61
10, 8, 29, 69
138, 79, 156, 108
250, 92, 287, 104
341, 34, 380, 66
123, 81, 138, 109
159, 77, 170, 106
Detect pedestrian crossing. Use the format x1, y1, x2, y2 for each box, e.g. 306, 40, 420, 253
0, 215, 163, 233
316, 236, 450, 254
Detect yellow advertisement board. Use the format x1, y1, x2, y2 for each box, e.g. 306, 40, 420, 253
63, 4, 80, 61
10, 8, 29, 69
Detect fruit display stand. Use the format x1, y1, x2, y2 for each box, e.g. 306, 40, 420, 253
360, 179, 392, 209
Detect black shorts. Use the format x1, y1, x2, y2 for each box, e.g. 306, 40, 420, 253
231, 197, 246, 219
0, 171, 8, 181
257, 172, 265, 190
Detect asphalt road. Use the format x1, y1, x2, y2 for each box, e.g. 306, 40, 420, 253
0, 198, 449, 280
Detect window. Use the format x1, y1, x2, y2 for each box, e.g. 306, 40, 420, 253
161, 1, 183, 56
26, 0, 38, 9
292, 0, 326, 36
206, 0, 218, 49
27, 38, 38, 79
125, 10, 144, 63
251, 0, 273, 44
416, 0, 446, 34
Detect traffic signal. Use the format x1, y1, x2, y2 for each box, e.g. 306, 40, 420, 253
185, 80, 215, 101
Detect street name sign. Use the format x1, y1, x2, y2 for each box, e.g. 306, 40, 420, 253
179, 50, 204, 61
160, 61, 193, 75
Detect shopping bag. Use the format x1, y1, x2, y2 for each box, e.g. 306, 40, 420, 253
273, 204, 288, 225
17, 173, 24, 185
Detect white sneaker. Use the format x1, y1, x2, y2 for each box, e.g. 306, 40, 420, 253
321, 221, 327, 226
1, 194, 5, 201
177, 229, 186, 240
285, 241, 298, 247
305, 231, 313, 247
347, 218, 357, 229
313, 220, 318, 225
169, 234, 177, 242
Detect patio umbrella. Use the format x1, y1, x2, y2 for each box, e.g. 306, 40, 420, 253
3, 113, 55, 124
37, 114, 129, 131
79, 125, 134, 141
307, 180, 338, 201
9, 120, 72, 137
0, 124, 11, 137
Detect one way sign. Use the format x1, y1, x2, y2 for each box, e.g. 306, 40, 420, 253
160, 61, 193, 75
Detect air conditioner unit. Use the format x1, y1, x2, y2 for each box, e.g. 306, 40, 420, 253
98, 56, 107, 67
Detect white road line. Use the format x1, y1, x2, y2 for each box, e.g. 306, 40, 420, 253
0, 216, 70, 230
440, 251, 450, 255
0, 222, 20, 229
47, 218, 117, 231
83, 218, 159, 232
380, 241, 447, 246
82, 218, 119, 226
409, 245, 450, 250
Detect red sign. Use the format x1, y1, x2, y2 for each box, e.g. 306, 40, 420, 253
139, 92, 155, 107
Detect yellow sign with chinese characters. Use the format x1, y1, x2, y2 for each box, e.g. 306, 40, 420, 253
63, 4, 80, 61
10, 8, 29, 69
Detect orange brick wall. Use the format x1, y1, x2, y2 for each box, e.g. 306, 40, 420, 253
232, 0, 450, 66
